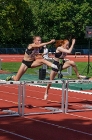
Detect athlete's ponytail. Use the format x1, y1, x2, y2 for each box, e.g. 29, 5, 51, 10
55, 40, 68, 47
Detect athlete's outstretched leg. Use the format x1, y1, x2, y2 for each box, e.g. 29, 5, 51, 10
31, 59, 58, 70
62, 60, 86, 79
6, 63, 28, 81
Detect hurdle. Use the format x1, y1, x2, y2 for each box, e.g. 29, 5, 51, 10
21, 80, 66, 116
0, 80, 23, 117
75, 52, 81, 58
65, 80, 92, 113
1, 79, 92, 116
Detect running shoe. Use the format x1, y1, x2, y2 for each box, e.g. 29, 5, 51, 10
44, 93, 48, 100
84, 77, 90, 80
6, 76, 13, 81
78, 75, 87, 79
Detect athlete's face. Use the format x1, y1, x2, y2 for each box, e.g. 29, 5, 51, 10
34, 37, 41, 44
63, 41, 69, 49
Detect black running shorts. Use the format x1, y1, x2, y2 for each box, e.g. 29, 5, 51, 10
52, 61, 59, 72
22, 60, 34, 68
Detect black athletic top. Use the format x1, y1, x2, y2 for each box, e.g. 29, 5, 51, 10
55, 52, 67, 59
25, 48, 39, 58
25, 48, 34, 55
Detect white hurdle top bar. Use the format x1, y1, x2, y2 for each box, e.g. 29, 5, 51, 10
24, 80, 65, 84
0, 80, 21, 84
0, 79, 92, 85
0, 80, 65, 85
67, 80, 92, 84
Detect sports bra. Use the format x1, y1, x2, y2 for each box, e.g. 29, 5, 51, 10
55, 52, 62, 58
55, 52, 67, 59
25, 48, 39, 57
25, 48, 34, 55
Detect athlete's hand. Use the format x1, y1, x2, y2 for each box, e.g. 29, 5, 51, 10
72, 39, 76, 45
50, 39, 55, 43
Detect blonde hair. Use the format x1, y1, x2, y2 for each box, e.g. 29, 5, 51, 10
33, 36, 41, 40
55, 39, 69, 47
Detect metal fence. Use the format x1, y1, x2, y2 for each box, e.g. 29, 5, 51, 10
0, 44, 92, 54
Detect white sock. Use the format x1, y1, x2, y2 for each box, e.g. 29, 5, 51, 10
12, 75, 15, 80
51, 64, 58, 69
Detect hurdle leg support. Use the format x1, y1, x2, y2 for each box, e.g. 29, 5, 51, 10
22, 80, 66, 116
65, 81, 69, 113
0, 84, 22, 118
65, 80, 92, 113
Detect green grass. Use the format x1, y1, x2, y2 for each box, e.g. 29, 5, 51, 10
1, 62, 41, 75
1, 62, 92, 79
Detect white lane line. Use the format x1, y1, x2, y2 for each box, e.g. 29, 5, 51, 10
66, 113, 92, 120
24, 117, 92, 137
1, 84, 92, 119
0, 98, 18, 104
0, 84, 92, 137
28, 84, 92, 95
1, 85, 92, 112
0, 128, 33, 140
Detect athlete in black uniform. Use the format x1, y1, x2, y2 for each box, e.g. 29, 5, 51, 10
6, 36, 58, 81
44, 39, 86, 100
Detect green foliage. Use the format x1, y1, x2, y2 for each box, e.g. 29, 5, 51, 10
0, 0, 33, 43
0, 0, 92, 45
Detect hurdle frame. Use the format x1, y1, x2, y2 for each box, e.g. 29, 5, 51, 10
0, 81, 23, 117
1, 79, 92, 117
65, 80, 92, 113
75, 52, 81, 58
21, 80, 66, 116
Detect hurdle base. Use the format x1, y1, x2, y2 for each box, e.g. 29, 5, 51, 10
82, 105, 92, 109
24, 110, 63, 116
44, 107, 61, 111
65, 108, 92, 113
0, 109, 20, 118
0, 114, 20, 118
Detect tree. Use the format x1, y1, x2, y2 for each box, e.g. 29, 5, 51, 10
28, 0, 92, 42
0, 0, 33, 44
0, 0, 92, 46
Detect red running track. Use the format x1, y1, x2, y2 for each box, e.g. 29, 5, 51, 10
0, 84, 92, 140
0, 54, 92, 140
0, 54, 92, 62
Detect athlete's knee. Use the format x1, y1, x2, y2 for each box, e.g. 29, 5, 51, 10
69, 60, 76, 66
40, 59, 45, 63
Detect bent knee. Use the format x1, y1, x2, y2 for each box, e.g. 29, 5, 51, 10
69, 60, 76, 66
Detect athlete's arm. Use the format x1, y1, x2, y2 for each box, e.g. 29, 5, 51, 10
31, 39, 55, 48
58, 39, 75, 54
